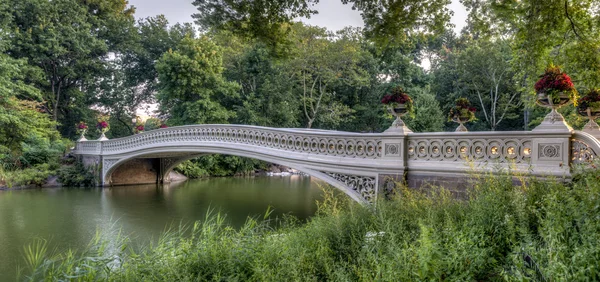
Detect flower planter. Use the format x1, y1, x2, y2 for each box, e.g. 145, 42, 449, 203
77, 130, 88, 142
384, 103, 412, 134
451, 115, 471, 124
536, 92, 571, 109
578, 107, 600, 136
577, 107, 600, 119
451, 115, 470, 132
387, 103, 408, 117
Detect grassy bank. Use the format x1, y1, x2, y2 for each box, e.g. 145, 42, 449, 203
20, 168, 600, 281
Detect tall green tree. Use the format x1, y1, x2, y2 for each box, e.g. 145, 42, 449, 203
156, 37, 240, 125
93, 16, 195, 136
6, 0, 135, 136
287, 24, 369, 128
461, 0, 600, 90
455, 40, 521, 130
224, 43, 301, 127
0, 49, 59, 159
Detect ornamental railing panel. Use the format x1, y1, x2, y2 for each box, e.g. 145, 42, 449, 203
96, 125, 385, 159
75, 141, 102, 155
571, 131, 600, 165
407, 134, 533, 164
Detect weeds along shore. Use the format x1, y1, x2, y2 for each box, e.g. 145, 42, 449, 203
20, 167, 600, 281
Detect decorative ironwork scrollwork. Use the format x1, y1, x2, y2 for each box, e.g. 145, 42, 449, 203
323, 172, 376, 203
571, 139, 597, 164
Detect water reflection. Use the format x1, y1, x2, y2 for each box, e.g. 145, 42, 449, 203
0, 176, 325, 281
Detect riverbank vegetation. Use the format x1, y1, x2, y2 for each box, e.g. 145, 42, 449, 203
19, 166, 600, 281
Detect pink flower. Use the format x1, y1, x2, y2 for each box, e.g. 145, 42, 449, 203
97, 121, 108, 129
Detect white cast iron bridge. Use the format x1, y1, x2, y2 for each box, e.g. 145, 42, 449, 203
74, 122, 600, 205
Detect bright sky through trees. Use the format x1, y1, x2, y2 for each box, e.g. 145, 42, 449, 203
127, 0, 467, 34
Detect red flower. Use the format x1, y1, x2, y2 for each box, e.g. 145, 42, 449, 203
97, 121, 108, 129
136, 125, 144, 131
535, 66, 575, 93
381, 87, 412, 105
160, 124, 168, 128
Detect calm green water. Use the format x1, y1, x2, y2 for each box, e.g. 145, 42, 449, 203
0, 176, 325, 281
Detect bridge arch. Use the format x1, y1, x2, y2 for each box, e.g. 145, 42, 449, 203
101, 143, 384, 205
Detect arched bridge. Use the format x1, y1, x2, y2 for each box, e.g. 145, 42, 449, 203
74, 124, 600, 205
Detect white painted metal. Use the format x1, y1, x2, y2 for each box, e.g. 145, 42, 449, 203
74, 124, 600, 204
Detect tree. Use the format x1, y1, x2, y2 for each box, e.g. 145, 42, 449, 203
93, 16, 195, 136
156, 37, 240, 125
193, 0, 453, 53
455, 40, 521, 131
461, 0, 600, 89
404, 88, 445, 132
223, 42, 301, 127
286, 24, 369, 128
192, 0, 319, 52
6, 0, 134, 136
342, 0, 453, 48
0, 51, 59, 158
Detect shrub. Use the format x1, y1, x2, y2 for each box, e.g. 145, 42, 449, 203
175, 155, 268, 178
57, 162, 97, 187
19, 136, 66, 168
2, 164, 54, 188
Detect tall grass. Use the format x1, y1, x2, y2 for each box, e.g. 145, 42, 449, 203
20, 167, 600, 281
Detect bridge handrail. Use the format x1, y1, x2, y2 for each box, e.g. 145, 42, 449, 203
404, 130, 571, 166
77, 124, 391, 159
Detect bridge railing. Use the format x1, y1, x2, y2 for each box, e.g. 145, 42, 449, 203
74, 124, 600, 178
78, 125, 394, 160
75, 140, 102, 155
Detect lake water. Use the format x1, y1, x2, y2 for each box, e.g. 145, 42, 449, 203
0, 176, 326, 281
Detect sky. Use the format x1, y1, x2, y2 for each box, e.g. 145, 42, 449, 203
127, 0, 468, 34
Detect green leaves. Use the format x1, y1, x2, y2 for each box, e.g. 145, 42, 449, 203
156, 37, 240, 125
0, 53, 59, 154
192, 0, 320, 53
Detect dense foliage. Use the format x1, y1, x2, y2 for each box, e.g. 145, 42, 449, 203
19, 168, 600, 280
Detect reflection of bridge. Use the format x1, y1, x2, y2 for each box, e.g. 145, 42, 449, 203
74, 122, 600, 205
